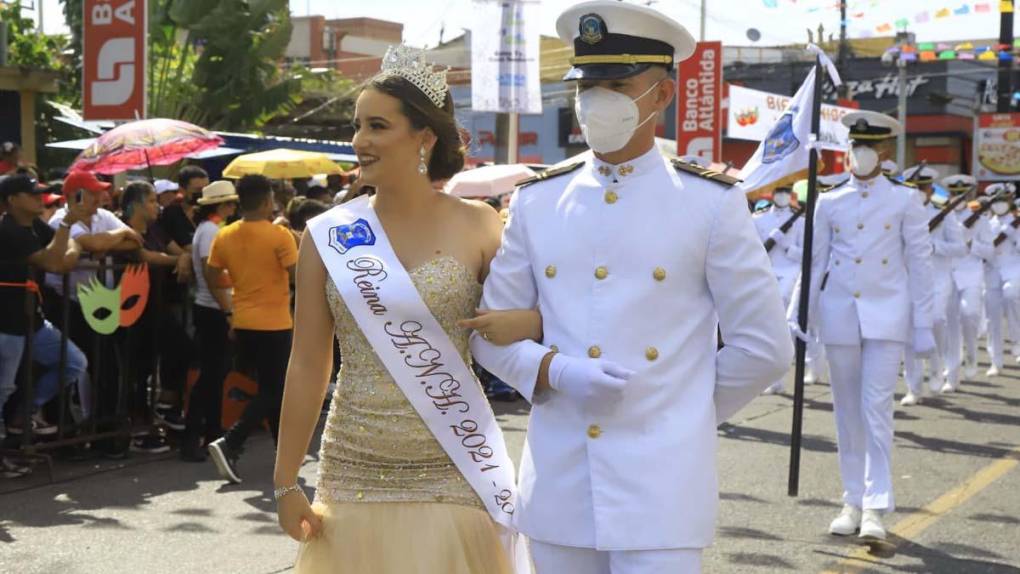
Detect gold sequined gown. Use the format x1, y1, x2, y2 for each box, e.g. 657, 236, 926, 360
294, 257, 514, 574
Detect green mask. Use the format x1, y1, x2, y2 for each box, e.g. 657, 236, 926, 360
77, 276, 122, 335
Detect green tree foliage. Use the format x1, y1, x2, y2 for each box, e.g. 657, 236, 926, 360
1, 2, 68, 71
60, 0, 302, 131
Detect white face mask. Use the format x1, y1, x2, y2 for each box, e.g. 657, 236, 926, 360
773, 192, 792, 208
849, 145, 880, 178
992, 201, 1010, 216
575, 81, 661, 154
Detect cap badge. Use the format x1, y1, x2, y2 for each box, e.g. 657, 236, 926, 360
579, 14, 605, 45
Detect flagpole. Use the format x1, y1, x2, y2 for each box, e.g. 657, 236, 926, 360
788, 55, 824, 497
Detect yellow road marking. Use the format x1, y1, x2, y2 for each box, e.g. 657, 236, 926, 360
820, 445, 1020, 574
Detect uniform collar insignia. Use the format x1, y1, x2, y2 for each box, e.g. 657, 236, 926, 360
618, 165, 634, 177
598, 165, 612, 177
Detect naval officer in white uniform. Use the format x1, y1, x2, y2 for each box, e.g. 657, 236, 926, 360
791, 111, 935, 541
981, 184, 1020, 375
900, 165, 967, 405
940, 174, 992, 391
754, 185, 805, 394
466, 2, 793, 572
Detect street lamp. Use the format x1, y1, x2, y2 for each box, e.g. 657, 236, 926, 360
881, 31, 917, 171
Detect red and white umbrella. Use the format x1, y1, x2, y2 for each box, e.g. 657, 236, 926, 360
444, 164, 537, 198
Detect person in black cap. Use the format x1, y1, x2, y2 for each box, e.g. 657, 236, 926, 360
0, 175, 89, 445
467, 2, 792, 572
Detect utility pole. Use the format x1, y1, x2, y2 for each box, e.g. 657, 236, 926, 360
837, 0, 848, 99
700, 0, 706, 42
897, 56, 907, 170
997, 0, 1014, 112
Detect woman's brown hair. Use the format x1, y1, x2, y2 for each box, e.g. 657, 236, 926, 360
367, 74, 465, 182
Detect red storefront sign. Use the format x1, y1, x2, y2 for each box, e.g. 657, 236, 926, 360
676, 41, 722, 163
83, 0, 147, 121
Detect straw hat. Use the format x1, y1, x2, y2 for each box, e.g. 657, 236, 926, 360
197, 180, 239, 205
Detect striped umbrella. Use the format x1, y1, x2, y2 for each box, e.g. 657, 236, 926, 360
69, 118, 223, 175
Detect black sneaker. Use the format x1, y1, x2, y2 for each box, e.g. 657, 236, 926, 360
7, 416, 58, 437
130, 431, 171, 454
155, 408, 186, 432
207, 438, 242, 484
179, 432, 207, 462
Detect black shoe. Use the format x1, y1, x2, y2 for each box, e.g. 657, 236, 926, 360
155, 408, 186, 432
1, 457, 30, 478
130, 430, 171, 454
99, 437, 131, 460
179, 432, 207, 462
208, 438, 242, 483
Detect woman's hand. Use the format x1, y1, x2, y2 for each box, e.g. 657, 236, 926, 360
277, 489, 323, 542
458, 308, 543, 345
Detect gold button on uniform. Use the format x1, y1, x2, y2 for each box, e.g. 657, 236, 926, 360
588, 345, 602, 359
604, 191, 618, 204
857, 223, 864, 230
587, 425, 602, 439
853, 291, 861, 298
595, 266, 609, 280
855, 257, 862, 264
549, 345, 559, 353
653, 267, 667, 281
545, 265, 557, 278
834, 226, 841, 233
835, 260, 841, 266
646, 347, 659, 361
862, 191, 869, 198
885, 223, 892, 230
882, 258, 888, 265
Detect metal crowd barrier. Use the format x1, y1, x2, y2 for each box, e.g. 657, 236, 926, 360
0, 259, 170, 480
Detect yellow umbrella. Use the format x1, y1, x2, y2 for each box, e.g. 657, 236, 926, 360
222, 148, 343, 179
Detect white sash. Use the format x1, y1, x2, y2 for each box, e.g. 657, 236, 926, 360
308, 197, 529, 571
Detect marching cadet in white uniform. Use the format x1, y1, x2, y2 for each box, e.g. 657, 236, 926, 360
754, 185, 805, 394
900, 165, 967, 405
467, 2, 793, 572
981, 184, 1020, 375
791, 111, 934, 541
942, 175, 993, 391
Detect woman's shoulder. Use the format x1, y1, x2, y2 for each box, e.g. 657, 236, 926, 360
441, 194, 501, 228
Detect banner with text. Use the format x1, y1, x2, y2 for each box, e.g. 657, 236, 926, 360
83, 0, 147, 121
728, 83, 856, 150
975, 113, 1020, 181
471, 0, 542, 114
676, 41, 722, 163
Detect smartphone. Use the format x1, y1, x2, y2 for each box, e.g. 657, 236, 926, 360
76, 190, 84, 203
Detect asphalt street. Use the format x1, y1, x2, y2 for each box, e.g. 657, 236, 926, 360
2, 348, 1019, 574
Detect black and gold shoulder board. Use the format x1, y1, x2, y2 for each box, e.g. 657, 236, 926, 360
670, 159, 741, 186
516, 161, 585, 189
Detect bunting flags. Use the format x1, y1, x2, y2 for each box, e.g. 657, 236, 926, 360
758, 1, 1006, 36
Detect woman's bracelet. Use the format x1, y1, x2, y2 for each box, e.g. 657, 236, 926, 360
273, 484, 303, 501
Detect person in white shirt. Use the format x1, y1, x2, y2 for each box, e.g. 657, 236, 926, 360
899, 165, 966, 406
980, 184, 1020, 376
181, 180, 239, 461
791, 111, 934, 541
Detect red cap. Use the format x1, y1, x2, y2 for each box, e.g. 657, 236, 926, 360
63, 171, 111, 197
42, 193, 65, 207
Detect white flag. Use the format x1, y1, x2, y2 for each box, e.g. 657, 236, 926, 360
738, 67, 817, 196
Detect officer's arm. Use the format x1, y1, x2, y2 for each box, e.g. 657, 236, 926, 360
784, 218, 805, 261
903, 192, 936, 329
707, 188, 794, 423
971, 218, 996, 260
468, 191, 551, 403
933, 213, 967, 258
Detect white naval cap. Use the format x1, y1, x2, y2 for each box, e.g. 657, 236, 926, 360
880, 159, 899, 175
842, 110, 902, 142
986, 182, 1016, 197
941, 174, 976, 192
556, 0, 696, 81
154, 179, 180, 195
902, 164, 939, 184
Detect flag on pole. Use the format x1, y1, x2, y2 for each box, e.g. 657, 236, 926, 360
738, 67, 818, 197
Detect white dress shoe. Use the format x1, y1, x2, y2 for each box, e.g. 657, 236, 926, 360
987, 365, 1001, 378
900, 392, 918, 406
829, 504, 862, 536
1012, 343, 1020, 358
859, 509, 887, 540
964, 362, 978, 379
940, 381, 957, 394
762, 382, 784, 395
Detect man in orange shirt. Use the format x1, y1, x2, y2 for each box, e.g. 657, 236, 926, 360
205, 174, 298, 484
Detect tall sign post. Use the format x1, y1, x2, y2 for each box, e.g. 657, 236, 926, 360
83, 0, 147, 121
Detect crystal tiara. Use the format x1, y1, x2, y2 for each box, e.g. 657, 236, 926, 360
380, 44, 449, 108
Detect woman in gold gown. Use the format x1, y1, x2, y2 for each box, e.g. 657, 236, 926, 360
273, 47, 540, 574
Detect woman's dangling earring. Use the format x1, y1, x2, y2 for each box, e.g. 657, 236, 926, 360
418, 145, 428, 176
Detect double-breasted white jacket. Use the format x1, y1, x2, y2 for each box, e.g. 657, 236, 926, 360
469, 147, 793, 550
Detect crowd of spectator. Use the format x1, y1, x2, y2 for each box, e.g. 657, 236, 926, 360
0, 149, 517, 481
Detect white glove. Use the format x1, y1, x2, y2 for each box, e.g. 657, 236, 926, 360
768, 228, 790, 248
913, 328, 936, 356
788, 320, 810, 343
548, 355, 635, 410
